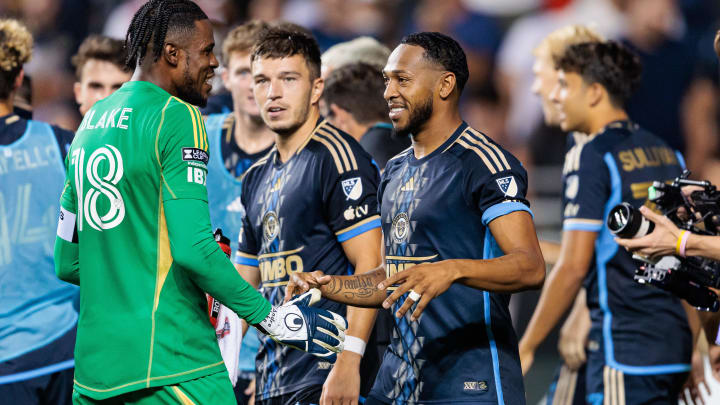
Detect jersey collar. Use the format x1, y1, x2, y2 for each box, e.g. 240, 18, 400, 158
407, 121, 468, 166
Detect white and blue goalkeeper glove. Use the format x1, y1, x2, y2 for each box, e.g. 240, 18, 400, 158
257, 289, 347, 363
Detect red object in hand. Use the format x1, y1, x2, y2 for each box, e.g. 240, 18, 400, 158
208, 228, 232, 327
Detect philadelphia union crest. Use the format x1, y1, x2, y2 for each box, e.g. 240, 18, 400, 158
263, 211, 279, 241
391, 212, 410, 243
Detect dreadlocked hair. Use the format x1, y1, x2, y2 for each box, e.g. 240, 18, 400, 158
124, 0, 208, 69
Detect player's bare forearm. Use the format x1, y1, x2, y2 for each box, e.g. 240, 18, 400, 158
520, 230, 595, 352
319, 268, 387, 307
451, 251, 545, 292
338, 227, 382, 340
235, 263, 261, 289
456, 211, 545, 291
539, 240, 561, 267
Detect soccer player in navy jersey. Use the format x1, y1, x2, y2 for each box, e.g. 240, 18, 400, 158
234, 27, 382, 405
529, 24, 604, 405
286, 32, 545, 404
519, 41, 693, 405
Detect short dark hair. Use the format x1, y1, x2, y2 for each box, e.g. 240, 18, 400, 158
400, 32, 469, 93
323, 62, 388, 125
125, 0, 208, 68
556, 41, 642, 107
251, 27, 321, 80
72, 35, 129, 80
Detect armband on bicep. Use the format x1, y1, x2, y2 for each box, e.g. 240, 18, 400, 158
57, 207, 78, 243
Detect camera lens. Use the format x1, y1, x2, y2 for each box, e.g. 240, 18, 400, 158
607, 202, 655, 238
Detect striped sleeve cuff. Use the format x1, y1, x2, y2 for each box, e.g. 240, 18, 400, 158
482, 201, 533, 226
233, 251, 259, 267
563, 218, 603, 232
336, 215, 381, 242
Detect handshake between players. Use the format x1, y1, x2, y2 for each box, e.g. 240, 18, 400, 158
257, 288, 348, 363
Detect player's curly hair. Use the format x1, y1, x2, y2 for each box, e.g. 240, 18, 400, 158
251, 27, 321, 80
556, 41, 642, 107
72, 35, 129, 80
400, 32, 469, 94
0, 19, 32, 99
124, 0, 208, 69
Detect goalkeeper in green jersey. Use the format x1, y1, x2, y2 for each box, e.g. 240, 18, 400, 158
53, 1, 346, 403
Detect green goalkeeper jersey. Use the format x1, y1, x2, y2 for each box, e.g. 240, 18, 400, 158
56, 81, 271, 399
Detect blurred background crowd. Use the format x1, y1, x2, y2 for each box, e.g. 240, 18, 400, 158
2, 0, 719, 401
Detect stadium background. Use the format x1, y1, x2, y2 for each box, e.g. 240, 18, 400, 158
3, 0, 719, 401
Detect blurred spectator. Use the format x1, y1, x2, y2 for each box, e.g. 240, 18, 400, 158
71, 35, 131, 117
322, 62, 410, 169
620, 0, 715, 177
103, 0, 234, 39
321, 36, 390, 78
497, 0, 624, 161
408, 0, 502, 90
282, 0, 393, 50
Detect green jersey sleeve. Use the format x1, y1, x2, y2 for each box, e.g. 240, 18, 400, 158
59, 151, 77, 212
157, 100, 210, 202
55, 150, 80, 285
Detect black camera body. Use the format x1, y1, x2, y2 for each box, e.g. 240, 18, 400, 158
607, 171, 720, 311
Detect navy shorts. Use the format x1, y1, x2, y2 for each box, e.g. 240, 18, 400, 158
585, 343, 687, 405
0, 325, 76, 405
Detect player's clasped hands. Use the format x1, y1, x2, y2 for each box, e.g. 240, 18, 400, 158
258, 289, 347, 363
284, 271, 334, 301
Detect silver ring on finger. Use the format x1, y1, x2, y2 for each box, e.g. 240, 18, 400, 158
408, 289, 422, 302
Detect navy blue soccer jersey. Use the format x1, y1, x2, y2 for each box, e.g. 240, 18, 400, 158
561, 120, 691, 373
371, 122, 531, 404
235, 119, 381, 399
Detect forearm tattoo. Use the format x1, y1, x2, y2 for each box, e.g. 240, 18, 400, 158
322, 271, 385, 306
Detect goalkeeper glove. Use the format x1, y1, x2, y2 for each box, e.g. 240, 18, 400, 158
256, 289, 347, 363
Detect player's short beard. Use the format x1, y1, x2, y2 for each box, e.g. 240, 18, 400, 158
177, 56, 208, 108
269, 90, 311, 138
396, 94, 433, 138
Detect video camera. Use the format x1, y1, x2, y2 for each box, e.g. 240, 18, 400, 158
606, 171, 720, 311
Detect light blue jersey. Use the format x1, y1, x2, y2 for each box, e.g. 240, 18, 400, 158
0, 120, 78, 363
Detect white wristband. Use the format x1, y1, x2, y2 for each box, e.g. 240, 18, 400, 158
343, 335, 366, 356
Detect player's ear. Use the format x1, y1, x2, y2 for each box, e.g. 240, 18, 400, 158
438, 72, 456, 100
587, 82, 604, 108
163, 42, 180, 67
310, 76, 324, 106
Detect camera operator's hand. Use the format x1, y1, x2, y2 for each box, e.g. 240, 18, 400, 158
615, 206, 682, 259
